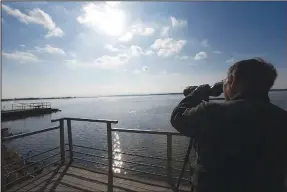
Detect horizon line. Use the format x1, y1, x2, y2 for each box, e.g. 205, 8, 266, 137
2, 88, 287, 101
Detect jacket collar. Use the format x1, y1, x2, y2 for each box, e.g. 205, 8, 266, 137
230, 91, 270, 102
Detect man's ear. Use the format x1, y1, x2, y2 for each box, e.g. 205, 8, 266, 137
228, 75, 235, 88
229, 75, 238, 93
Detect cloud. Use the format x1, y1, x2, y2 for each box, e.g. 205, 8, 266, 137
133, 66, 149, 74
178, 56, 189, 60
20, 44, 26, 48
105, 44, 154, 57
170, 16, 187, 28
225, 58, 235, 63
118, 24, 155, 42
161, 26, 170, 37
2, 5, 64, 38
34, 45, 66, 55
65, 53, 130, 69
118, 32, 133, 42
96, 54, 129, 68
194, 52, 207, 60
213, 50, 222, 54
65, 43, 155, 69
201, 39, 209, 47
129, 45, 154, 57
145, 50, 154, 56
151, 38, 187, 57
77, 2, 155, 41
77, 2, 125, 37
2, 51, 39, 63
131, 24, 155, 36
105, 44, 120, 52
129, 45, 144, 57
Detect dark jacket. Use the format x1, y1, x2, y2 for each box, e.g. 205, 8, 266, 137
171, 90, 287, 192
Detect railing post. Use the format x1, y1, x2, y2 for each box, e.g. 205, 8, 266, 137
67, 119, 74, 162
59, 119, 65, 165
167, 134, 173, 185
107, 122, 113, 192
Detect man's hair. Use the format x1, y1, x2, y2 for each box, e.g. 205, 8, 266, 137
228, 58, 277, 93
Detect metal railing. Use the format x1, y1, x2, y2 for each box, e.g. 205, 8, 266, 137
1, 125, 66, 192
52, 117, 189, 192
2, 117, 190, 192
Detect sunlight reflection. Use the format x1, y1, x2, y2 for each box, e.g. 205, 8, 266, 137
112, 132, 123, 173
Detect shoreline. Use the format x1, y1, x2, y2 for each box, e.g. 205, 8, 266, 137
2, 89, 287, 102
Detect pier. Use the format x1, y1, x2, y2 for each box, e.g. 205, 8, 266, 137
2, 117, 192, 192
1, 102, 61, 122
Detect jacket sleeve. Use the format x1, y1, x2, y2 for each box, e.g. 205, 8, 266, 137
170, 91, 213, 137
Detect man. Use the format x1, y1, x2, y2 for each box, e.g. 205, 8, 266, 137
171, 58, 287, 192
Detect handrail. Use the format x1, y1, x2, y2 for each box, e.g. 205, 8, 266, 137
51, 117, 118, 124
5, 158, 65, 188
72, 144, 184, 162
2, 126, 60, 142
73, 151, 169, 170
112, 128, 182, 135
3, 117, 189, 191
4, 153, 61, 177
3, 146, 60, 169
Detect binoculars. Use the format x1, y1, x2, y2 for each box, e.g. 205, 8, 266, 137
183, 81, 224, 97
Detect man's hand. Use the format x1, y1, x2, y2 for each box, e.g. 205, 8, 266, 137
183, 84, 211, 101
183, 86, 198, 96
210, 81, 224, 97
193, 84, 211, 101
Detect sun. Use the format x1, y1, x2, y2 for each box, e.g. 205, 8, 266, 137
78, 3, 126, 37
101, 8, 126, 36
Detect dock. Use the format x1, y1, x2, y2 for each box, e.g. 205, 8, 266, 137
2, 117, 192, 192
1, 102, 61, 121
6, 163, 190, 192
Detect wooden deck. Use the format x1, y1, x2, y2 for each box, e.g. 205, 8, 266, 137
7, 163, 190, 192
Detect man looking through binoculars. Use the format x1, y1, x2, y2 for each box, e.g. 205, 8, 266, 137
171, 58, 287, 192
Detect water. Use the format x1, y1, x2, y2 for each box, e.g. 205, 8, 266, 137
2, 92, 287, 177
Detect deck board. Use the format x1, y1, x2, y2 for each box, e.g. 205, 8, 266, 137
7, 163, 190, 192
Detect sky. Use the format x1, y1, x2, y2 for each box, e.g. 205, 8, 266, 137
1, 1, 287, 98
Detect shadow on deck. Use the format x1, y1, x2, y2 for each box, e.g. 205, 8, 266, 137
7, 162, 190, 192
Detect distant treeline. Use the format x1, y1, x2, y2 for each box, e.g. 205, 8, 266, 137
1, 97, 76, 102
2, 89, 286, 101
271, 89, 287, 91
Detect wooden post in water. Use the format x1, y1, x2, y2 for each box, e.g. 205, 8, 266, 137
167, 134, 173, 185
67, 119, 74, 162
59, 119, 65, 165
107, 122, 114, 192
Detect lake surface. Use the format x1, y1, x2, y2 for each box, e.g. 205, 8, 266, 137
2, 92, 287, 177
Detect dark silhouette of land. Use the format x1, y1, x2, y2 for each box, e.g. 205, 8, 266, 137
2, 89, 286, 102
1, 97, 76, 102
